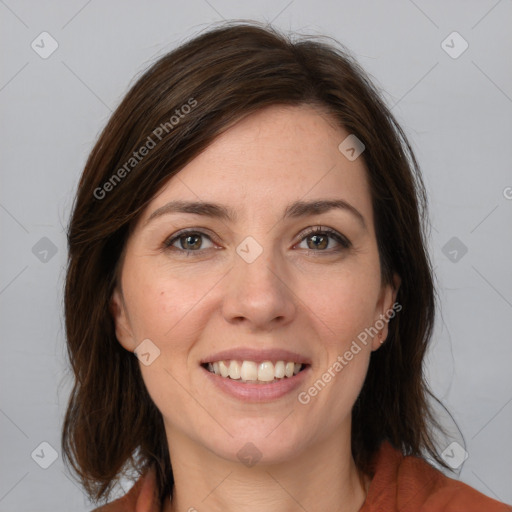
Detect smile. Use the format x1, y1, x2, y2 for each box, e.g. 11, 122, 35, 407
203, 360, 307, 384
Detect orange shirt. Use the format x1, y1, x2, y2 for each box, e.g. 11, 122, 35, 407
92, 441, 511, 511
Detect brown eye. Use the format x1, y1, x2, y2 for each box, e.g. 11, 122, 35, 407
164, 230, 215, 253
298, 227, 351, 252
306, 233, 329, 250
179, 234, 203, 250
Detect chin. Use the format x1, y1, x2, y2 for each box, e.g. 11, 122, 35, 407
202, 421, 307, 466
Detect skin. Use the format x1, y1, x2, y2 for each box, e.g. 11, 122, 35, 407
111, 104, 400, 512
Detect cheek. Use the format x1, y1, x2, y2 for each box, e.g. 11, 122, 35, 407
300, 275, 378, 412
298, 264, 381, 346
123, 260, 216, 340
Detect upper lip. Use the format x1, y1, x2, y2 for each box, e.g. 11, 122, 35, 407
200, 347, 312, 365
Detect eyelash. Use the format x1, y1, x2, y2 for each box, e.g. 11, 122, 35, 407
162, 226, 351, 256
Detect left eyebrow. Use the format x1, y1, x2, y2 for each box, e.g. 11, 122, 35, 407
283, 199, 367, 231
145, 199, 367, 231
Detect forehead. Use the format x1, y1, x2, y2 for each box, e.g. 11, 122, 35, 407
139, 105, 373, 225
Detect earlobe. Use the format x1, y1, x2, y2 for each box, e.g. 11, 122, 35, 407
110, 287, 135, 352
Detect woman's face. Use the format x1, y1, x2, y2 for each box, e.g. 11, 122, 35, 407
111, 105, 399, 465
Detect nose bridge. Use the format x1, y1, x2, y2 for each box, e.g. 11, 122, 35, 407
235, 238, 280, 289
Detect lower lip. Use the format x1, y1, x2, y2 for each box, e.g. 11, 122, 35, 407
200, 365, 310, 402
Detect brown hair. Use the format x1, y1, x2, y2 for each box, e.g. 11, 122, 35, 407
62, 20, 446, 505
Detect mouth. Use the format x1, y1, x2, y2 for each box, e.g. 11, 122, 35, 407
201, 360, 309, 384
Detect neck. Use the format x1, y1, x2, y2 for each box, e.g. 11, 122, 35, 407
163, 427, 369, 512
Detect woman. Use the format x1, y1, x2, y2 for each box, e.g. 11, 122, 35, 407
61, 22, 511, 512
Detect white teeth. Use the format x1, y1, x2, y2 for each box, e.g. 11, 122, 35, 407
257, 361, 275, 382
205, 359, 305, 382
240, 360, 258, 381
219, 361, 229, 378
228, 360, 241, 379
275, 361, 285, 378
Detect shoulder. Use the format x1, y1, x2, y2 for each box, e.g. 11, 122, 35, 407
361, 441, 512, 512
89, 467, 161, 512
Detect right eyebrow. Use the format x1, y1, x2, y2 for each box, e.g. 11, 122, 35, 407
145, 200, 238, 226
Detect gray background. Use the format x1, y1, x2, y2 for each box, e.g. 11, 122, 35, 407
1, 0, 511, 510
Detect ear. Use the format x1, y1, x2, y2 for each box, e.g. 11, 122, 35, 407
371, 272, 401, 351
110, 287, 136, 352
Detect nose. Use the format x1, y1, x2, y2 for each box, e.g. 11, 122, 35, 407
221, 244, 296, 331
